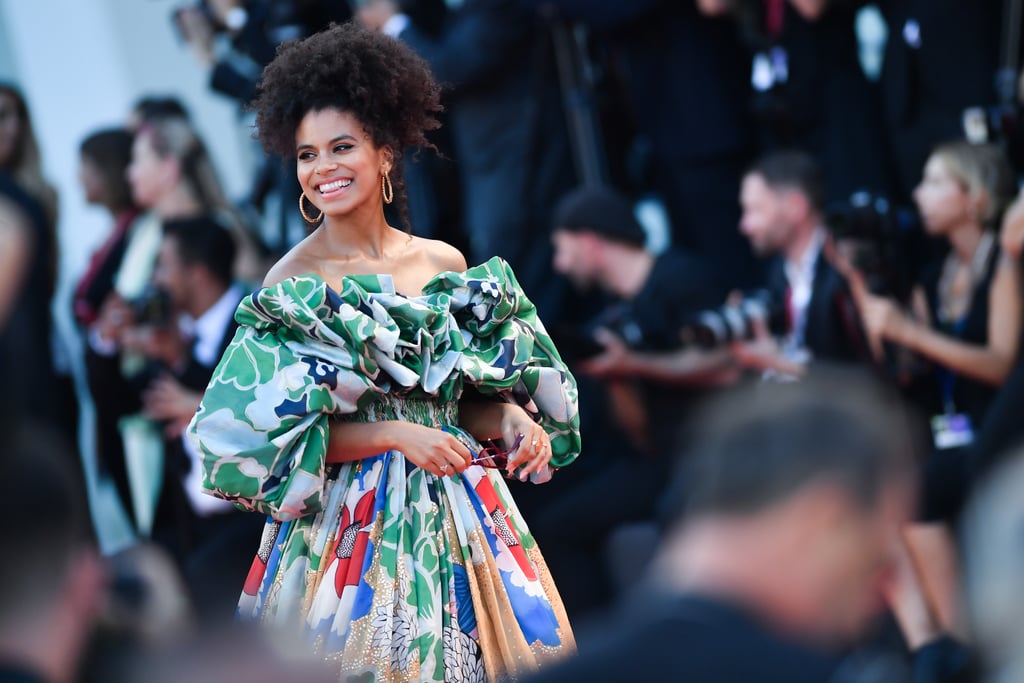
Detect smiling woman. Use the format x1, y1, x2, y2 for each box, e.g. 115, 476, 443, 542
187, 21, 581, 682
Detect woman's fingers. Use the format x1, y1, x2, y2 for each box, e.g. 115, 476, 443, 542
507, 428, 551, 479
436, 432, 473, 476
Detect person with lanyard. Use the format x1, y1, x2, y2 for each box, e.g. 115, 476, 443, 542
844, 140, 1020, 522
838, 141, 1021, 655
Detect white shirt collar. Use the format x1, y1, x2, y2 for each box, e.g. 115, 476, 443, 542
191, 284, 243, 367
784, 227, 826, 289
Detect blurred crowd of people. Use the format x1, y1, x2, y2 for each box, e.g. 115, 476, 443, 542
6, 0, 1024, 681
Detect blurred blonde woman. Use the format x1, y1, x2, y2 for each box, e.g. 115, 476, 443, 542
116, 114, 266, 301
851, 141, 1019, 442
847, 142, 1022, 651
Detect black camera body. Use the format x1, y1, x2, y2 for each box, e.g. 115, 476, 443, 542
679, 289, 787, 350
129, 287, 173, 328
826, 190, 918, 304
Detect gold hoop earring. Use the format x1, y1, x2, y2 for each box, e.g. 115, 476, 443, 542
299, 193, 322, 224
381, 172, 394, 205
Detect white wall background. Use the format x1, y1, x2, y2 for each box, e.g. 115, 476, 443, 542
0, 0, 256, 552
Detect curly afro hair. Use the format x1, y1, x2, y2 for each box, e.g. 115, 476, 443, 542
251, 22, 443, 227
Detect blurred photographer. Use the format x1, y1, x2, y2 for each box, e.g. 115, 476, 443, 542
173, 0, 350, 252
842, 141, 1020, 523
531, 185, 732, 618
551, 185, 735, 449
730, 149, 870, 378
174, 0, 349, 107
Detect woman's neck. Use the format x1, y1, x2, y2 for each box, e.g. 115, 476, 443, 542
319, 208, 398, 262
948, 223, 984, 264
153, 184, 204, 219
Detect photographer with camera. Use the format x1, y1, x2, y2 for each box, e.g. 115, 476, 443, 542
841, 141, 1020, 523
551, 186, 736, 445
729, 149, 870, 378
526, 185, 734, 618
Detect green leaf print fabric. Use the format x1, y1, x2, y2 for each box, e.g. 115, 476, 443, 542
187, 256, 580, 521
186, 257, 581, 681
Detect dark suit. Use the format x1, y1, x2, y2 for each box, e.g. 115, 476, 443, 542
878, 0, 1003, 200
748, 1, 891, 203
528, 0, 762, 288
397, 0, 576, 321
766, 253, 868, 365
151, 287, 264, 625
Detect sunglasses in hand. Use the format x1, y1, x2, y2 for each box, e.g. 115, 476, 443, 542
470, 432, 524, 470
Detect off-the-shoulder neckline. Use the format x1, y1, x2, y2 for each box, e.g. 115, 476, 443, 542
266, 256, 506, 299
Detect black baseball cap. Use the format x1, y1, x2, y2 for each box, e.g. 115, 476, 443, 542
552, 186, 646, 247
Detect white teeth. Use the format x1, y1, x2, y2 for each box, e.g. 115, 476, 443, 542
318, 179, 351, 192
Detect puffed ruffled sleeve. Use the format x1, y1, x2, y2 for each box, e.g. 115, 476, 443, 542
185, 275, 400, 521
425, 257, 582, 469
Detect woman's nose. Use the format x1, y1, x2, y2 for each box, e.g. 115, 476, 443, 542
316, 155, 338, 174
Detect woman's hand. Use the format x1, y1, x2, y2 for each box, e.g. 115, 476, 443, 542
498, 405, 552, 481
392, 422, 472, 478
858, 291, 911, 344
142, 373, 202, 439
831, 242, 914, 361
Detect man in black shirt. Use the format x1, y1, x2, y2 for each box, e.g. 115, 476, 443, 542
527, 185, 733, 619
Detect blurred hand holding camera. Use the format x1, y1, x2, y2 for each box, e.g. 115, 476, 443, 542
118, 322, 189, 370
176, 4, 218, 66
142, 373, 203, 439
96, 293, 134, 345
577, 327, 632, 379
726, 304, 806, 379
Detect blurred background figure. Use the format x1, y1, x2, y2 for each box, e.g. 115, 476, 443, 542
527, 366, 917, 682
125, 95, 191, 134
173, 0, 352, 254
86, 111, 267, 537
962, 445, 1024, 683
356, 0, 578, 321
72, 127, 144, 539
524, 0, 762, 290
730, 149, 871, 378
843, 140, 1020, 523
133, 216, 263, 626
875, 0, 1007, 204
0, 82, 69, 439
73, 128, 140, 331
528, 184, 733, 619
697, 0, 892, 206
0, 422, 106, 683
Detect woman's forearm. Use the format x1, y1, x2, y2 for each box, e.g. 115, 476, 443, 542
325, 419, 407, 463
457, 400, 512, 441
895, 320, 1014, 386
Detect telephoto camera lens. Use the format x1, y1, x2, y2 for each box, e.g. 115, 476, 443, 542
679, 290, 783, 349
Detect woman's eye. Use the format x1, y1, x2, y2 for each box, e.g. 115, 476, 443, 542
298, 151, 315, 161
334, 144, 351, 153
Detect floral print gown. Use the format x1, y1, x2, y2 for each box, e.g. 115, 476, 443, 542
187, 257, 580, 682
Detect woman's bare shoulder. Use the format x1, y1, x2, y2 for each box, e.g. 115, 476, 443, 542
416, 236, 467, 273
262, 238, 321, 287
